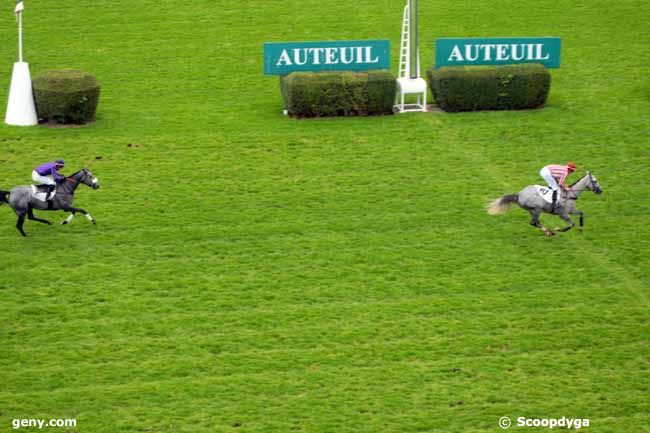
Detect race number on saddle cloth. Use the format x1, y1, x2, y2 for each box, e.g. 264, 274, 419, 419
534, 186, 555, 203
31, 159, 66, 201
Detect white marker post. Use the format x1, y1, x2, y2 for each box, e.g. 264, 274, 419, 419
5, 0, 38, 126
409, 0, 418, 79
394, 0, 427, 113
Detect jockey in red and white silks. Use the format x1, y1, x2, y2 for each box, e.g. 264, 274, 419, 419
539, 162, 577, 208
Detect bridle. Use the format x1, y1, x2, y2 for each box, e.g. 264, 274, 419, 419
588, 172, 602, 194
568, 172, 600, 200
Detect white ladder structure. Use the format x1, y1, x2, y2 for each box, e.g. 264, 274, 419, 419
394, 0, 427, 113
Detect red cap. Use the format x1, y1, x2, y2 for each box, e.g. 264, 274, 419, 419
567, 162, 577, 171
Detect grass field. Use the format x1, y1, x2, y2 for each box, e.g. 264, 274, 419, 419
1, 1, 648, 432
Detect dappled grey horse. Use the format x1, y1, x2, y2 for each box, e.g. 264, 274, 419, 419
487, 172, 603, 236
0, 168, 100, 236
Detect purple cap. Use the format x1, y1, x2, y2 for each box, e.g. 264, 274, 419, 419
55, 159, 65, 165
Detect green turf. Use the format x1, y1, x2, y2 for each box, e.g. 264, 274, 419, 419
1, 1, 648, 432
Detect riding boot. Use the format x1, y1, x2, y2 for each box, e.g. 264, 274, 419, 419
45, 185, 55, 202
551, 190, 558, 212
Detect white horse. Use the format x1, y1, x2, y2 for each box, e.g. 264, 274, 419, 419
488, 172, 603, 236
0, 168, 100, 236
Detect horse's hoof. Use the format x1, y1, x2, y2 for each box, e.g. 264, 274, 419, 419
61, 221, 67, 225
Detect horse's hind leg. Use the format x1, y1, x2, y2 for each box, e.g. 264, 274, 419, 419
27, 205, 52, 225
529, 210, 554, 237
16, 211, 27, 237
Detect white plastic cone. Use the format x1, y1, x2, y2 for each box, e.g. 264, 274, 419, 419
5, 61, 37, 126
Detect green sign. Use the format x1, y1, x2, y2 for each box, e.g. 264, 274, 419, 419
435, 37, 561, 68
264, 40, 390, 75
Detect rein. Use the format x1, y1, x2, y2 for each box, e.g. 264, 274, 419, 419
569, 174, 587, 188
59, 171, 86, 193
566, 173, 599, 201
64, 170, 88, 185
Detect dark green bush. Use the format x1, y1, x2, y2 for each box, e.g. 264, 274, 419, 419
426, 64, 550, 112
280, 70, 396, 118
33, 69, 100, 124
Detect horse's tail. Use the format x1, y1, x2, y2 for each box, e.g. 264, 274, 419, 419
0, 190, 8, 206
487, 194, 519, 215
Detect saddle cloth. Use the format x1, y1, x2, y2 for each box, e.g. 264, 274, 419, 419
31, 185, 57, 202
534, 185, 554, 203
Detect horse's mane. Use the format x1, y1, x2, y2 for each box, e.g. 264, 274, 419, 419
66, 168, 85, 178
570, 174, 587, 188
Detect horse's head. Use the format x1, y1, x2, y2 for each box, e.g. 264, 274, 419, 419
72, 168, 100, 190
587, 171, 602, 194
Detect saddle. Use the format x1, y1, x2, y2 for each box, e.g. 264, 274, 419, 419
534, 185, 555, 203
31, 184, 57, 202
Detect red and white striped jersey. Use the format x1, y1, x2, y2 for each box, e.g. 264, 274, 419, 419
545, 164, 571, 186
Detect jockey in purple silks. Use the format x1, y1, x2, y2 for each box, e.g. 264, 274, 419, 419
32, 159, 66, 201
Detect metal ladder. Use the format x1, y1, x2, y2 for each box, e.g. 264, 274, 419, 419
398, 4, 410, 79
394, 0, 426, 113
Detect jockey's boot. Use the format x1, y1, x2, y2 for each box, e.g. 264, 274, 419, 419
551, 190, 558, 212
45, 184, 55, 201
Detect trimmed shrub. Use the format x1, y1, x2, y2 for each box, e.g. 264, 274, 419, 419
367, 71, 397, 115
280, 70, 396, 118
426, 63, 550, 112
33, 69, 100, 124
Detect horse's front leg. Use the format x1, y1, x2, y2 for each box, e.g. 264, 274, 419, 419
61, 211, 76, 225
570, 209, 584, 232
62, 206, 96, 225
556, 211, 575, 232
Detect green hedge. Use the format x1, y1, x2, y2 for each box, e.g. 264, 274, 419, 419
426, 64, 550, 112
280, 70, 396, 118
33, 69, 100, 124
